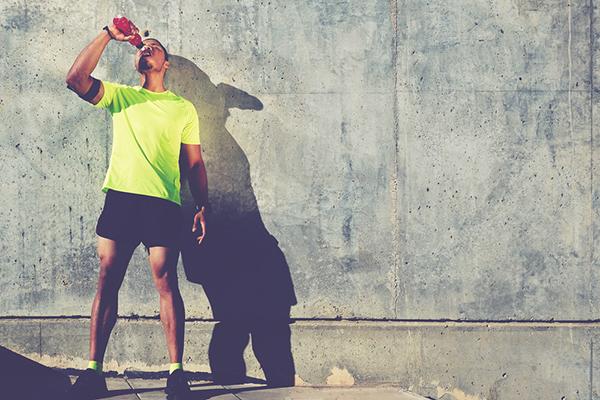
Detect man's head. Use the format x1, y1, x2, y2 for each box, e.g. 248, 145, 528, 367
135, 38, 170, 75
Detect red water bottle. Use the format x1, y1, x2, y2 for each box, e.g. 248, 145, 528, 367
113, 15, 143, 48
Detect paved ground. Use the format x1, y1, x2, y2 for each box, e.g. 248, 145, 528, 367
67, 375, 429, 400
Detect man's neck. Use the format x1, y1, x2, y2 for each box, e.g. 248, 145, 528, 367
139, 73, 167, 93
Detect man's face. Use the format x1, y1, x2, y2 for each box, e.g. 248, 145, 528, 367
135, 39, 168, 73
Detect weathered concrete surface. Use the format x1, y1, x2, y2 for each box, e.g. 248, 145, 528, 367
0, 0, 597, 319
68, 376, 427, 399
1, 0, 600, 399
394, 0, 599, 321
0, 0, 398, 319
218, 385, 428, 400
2, 319, 599, 399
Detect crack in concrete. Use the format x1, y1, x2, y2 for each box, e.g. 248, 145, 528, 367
123, 377, 142, 400
590, 337, 594, 400
589, 0, 596, 320
391, 0, 401, 319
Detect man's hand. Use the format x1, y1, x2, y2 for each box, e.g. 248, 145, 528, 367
191, 206, 207, 245
107, 21, 139, 42
65, 20, 141, 102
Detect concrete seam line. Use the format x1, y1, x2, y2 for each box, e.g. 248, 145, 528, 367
2, 317, 600, 328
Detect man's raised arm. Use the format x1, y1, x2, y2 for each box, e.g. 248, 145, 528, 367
65, 23, 138, 105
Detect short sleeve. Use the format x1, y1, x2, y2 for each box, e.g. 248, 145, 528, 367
93, 80, 120, 110
181, 102, 201, 145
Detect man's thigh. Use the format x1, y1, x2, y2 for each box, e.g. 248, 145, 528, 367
95, 189, 143, 246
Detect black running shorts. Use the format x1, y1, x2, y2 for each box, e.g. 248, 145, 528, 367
95, 189, 183, 253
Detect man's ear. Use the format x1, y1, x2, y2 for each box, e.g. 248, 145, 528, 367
164, 60, 170, 71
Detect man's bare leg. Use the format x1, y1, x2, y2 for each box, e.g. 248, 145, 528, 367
147, 246, 185, 363
89, 236, 138, 362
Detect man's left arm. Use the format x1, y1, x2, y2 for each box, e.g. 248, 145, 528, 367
180, 143, 209, 239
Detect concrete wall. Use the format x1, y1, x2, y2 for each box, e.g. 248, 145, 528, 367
0, 0, 598, 399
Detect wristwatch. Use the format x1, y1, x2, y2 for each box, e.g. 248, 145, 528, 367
103, 25, 115, 40
195, 203, 211, 214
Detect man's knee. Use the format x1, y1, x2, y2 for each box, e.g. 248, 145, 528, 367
152, 271, 178, 296
98, 252, 118, 271
148, 247, 180, 296
96, 251, 130, 294
150, 256, 177, 295
97, 238, 135, 271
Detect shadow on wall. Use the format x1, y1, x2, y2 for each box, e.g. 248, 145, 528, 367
165, 55, 299, 387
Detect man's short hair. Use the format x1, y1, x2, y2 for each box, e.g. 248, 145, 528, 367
142, 37, 169, 61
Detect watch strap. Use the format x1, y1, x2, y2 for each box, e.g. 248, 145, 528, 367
103, 25, 115, 40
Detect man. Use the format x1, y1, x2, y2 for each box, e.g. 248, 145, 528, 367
65, 20, 209, 400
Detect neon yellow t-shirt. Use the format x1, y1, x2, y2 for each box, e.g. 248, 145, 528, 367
93, 80, 201, 206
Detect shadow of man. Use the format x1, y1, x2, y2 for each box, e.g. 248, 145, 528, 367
165, 55, 298, 387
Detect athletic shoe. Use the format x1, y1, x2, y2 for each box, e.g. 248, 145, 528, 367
69, 368, 108, 399
165, 369, 191, 399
